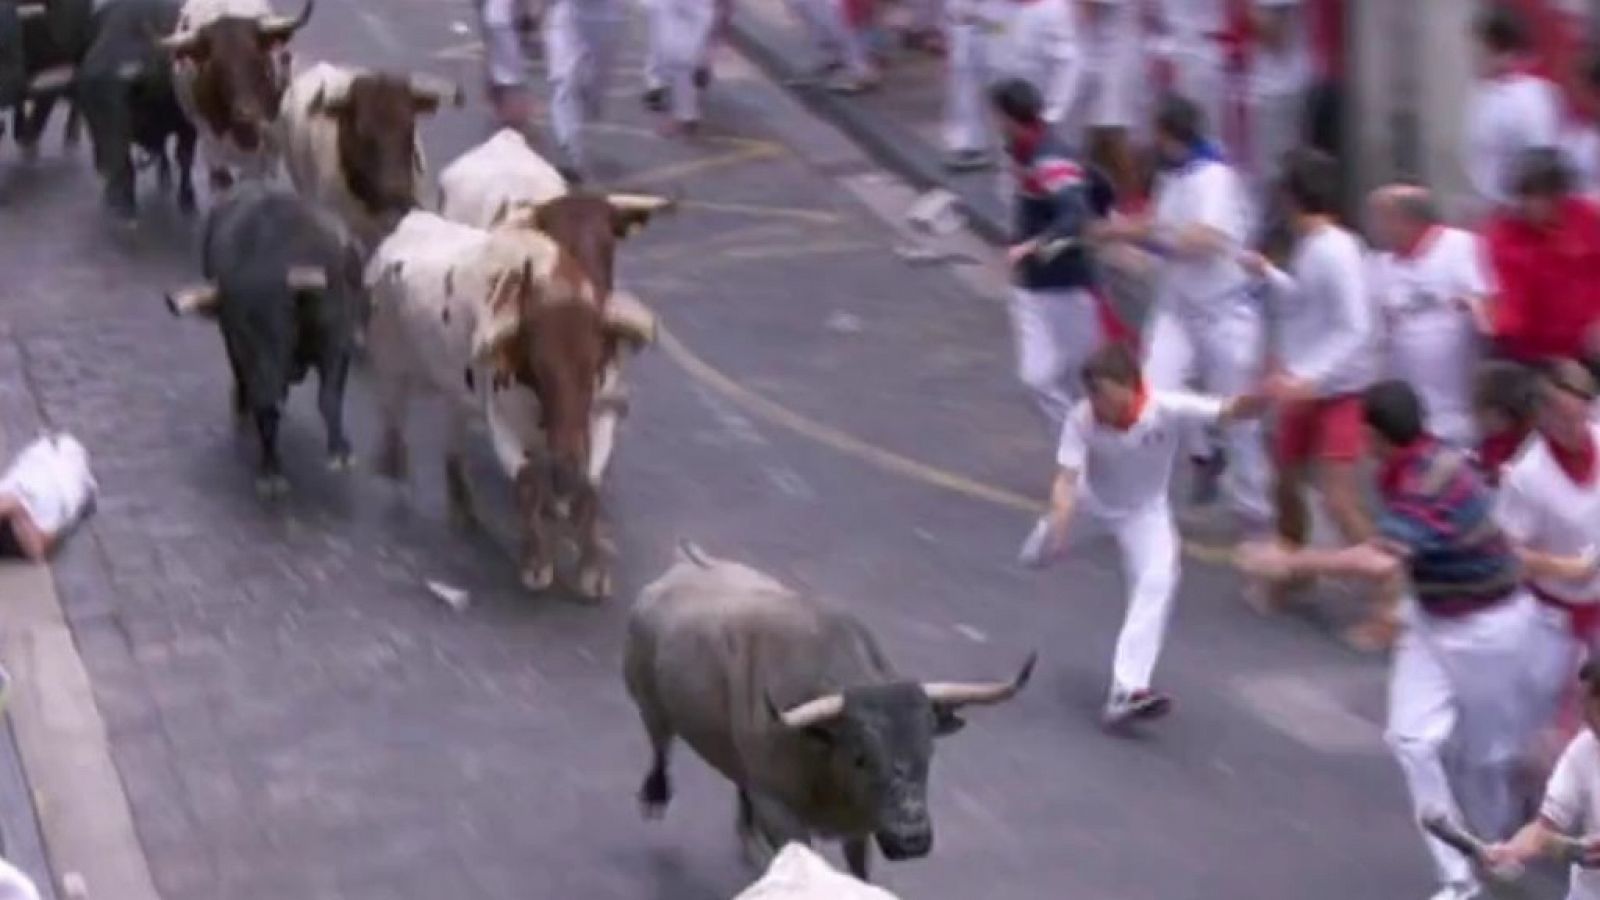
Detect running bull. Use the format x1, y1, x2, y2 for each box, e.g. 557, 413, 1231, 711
279, 61, 461, 253
164, 183, 365, 494
437, 128, 675, 486
0, 0, 88, 160
163, 0, 311, 192
625, 543, 1036, 881
365, 209, 655, 597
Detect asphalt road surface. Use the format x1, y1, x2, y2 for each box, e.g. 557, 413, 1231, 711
0, 3, 1487, 898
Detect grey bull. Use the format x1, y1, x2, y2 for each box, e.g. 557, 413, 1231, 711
624, 542, 1036, 882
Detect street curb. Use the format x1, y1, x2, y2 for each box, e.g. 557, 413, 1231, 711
723, 12, 1011, 247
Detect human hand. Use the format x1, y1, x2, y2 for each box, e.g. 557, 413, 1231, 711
1019, 513, 1071, 568
1263, 370, 1313, 405
1225, 392, 1271, 420
1344, 610, 1400, 653
1006, 240, 1041, 267
1235, 539, 1296, 582
1238, 250, 1270, 278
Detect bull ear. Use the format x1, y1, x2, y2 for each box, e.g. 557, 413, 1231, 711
932, 708, 967, 738
308, 85, 347, 116
606, 192, 677, 239
158, 31, 206, 61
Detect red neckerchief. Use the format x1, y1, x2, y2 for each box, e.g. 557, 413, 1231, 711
1008, 121, 1045, 167
1096, 381, 1149, 432
1542, 425, 1598, 486
1397, 224, 1442, 262
1477, 425, 1532, 486
1379, 436, 1438, 497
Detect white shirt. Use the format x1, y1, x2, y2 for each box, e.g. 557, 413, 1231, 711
1160, 0, 1226, 38
1370, 227, 1487, 446
1496, 426, 1600, 603
1565, 122, 1600, 199
1262, 224, 1378, 397
1464, 72, 1562, 208
1249, 0, 1309, 99
1151, 157, 1256, 318
1541, 730, 1600, 899
0, 433, 96, 538
1056, 390, 1225, 518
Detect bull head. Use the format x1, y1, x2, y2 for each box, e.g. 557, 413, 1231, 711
775, 653, 1038, 731
601, 192, 678, 238
161, 0, 314, 56
406, 74, 464, 111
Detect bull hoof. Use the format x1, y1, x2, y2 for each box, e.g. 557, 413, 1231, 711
255, 474, 289, 499
638, 771, 670, 819
375, 439, 409, 482
178, 189, 197, 215
520, 562, 555, 592
576, 566, 611, 602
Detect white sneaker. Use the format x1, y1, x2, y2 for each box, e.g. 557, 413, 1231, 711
1427, 882, 1480, 900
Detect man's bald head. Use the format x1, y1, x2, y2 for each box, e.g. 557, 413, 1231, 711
1369, 184, 1439, 252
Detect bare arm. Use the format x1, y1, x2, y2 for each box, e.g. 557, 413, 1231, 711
1516, 546, 1599, 583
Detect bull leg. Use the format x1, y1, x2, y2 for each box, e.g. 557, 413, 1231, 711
318, 355, 354, 471
443, 410, 479, 530
221, 341, 250, 427
63, 103, 81, 150
572, 484, 610, 601
174, 126, 197, 214
514, 462, 554, 591
253, 406, 288, 498
741, 793, 808, 871
843, 838, 872, 882
637, 740, 673, 819
375, 379, 411, 483
207, 166, 232, 195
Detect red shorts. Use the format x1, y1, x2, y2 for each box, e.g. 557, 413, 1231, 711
1273, 393, 1367, 466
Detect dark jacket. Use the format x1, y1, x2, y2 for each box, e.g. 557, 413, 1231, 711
1008, 125, 1112, 291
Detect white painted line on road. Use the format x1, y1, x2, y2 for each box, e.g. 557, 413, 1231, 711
357, 8, 403, 53
763, 465, 814, 500
1228, 671, 1385, 756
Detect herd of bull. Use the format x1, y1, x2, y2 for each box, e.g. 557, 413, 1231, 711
3, 0, 1039, 887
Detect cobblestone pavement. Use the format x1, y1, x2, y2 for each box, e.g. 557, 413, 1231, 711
0, 3, 1468, 898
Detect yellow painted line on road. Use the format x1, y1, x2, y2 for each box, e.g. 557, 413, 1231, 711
675, 200, 844, 226
658, 325, 1238, 564
626, 144, 786, 187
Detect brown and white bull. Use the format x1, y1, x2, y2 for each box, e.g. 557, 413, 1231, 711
279, 62, 460, 253
437, 129, 675, 486
365, 210, 654, 598
163, 0, 311, 192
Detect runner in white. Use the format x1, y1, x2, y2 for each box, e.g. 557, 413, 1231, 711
1099, 94, 1270, 530
1074, 0, 1147, 196
1151, 0, 1230, 158
641, 0, 717, 134
1486, 663, 1600, 900
0, 432, 96, 562
1244, 0, 1308, 196
1023, 343, 1266, 725
543, 0, 628, 178
1464, 4, 1563, 213
1368, 185, 1490, 449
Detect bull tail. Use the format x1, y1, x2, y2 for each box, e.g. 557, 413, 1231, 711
677, 540, 712, 568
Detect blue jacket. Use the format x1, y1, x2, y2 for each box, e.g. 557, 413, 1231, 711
1008, 128, 1113, 291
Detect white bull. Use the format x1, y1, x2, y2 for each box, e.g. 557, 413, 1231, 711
366, 210, 653, 597
438, 126, 568, 228
279, 61, 459, 252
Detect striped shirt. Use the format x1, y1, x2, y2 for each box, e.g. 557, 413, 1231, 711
1376, 437, 1521, 617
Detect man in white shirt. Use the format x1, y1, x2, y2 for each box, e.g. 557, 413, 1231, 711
1244, 0, 1308, 196
1242, 148, 1383, 628
1465, 4, 1563, 213
0, 433, 96, 562
1487, 662, 1600, 899
1099, 95, 1272, 531
544, 0, 628, 178
1024, 343, 1266, 725
1368, 184, 1489, 449
943, 0, 1081, 171
1151, 0, 1230, 158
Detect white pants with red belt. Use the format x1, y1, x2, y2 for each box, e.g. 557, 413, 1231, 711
1009, 287, 1106, 430
1385, 592, 1553, 893
1093, 501, 1181, 695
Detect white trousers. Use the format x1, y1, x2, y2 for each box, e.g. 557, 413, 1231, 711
1243, 86, 1305, 199
1093, 502, 1181, 694
643, 0, 717, 122
1141, 301, 1271, 522
544, 0, 626, 169
943, 11, 996, 154
1385, 593, 1554, 890
0, 858, 39, 900
1009, 287, 1105, 431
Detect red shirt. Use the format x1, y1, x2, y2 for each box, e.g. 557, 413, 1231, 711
1484, 196, 1600, 362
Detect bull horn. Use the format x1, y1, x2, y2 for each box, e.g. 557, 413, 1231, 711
260, 0, 314, 39
921, 653, 1038, 709
603, 289, 657, 347
165, 284, 220, 317
605, 192, 678, 216
286, 265, 327, 290
776, 693, 846, 730
408, 73, 463, 108
677, 541, 713, 567
157, 30, 200, 53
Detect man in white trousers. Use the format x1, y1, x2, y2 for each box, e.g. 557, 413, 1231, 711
1074, 0, 1148, 199
1098, 94, 1271, 532
1368, 185, 1490, 450
641, 0, 717, 134
944, 0, 1081, 171
544, 0, 628, 179
1244, 0, 1308, 196
1024, 343, 1266, 725
1238, 380, 1549, 900
992, 78, 1120, 429
1497, 362, 1600, 747
479, 0, 542, 132
1465, 4, 1562, 214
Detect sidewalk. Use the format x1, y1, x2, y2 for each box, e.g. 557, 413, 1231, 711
726, 0, 1012, 244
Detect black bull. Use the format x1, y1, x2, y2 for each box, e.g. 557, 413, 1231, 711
0, 0, 89, 152
74, 0, 195, 216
